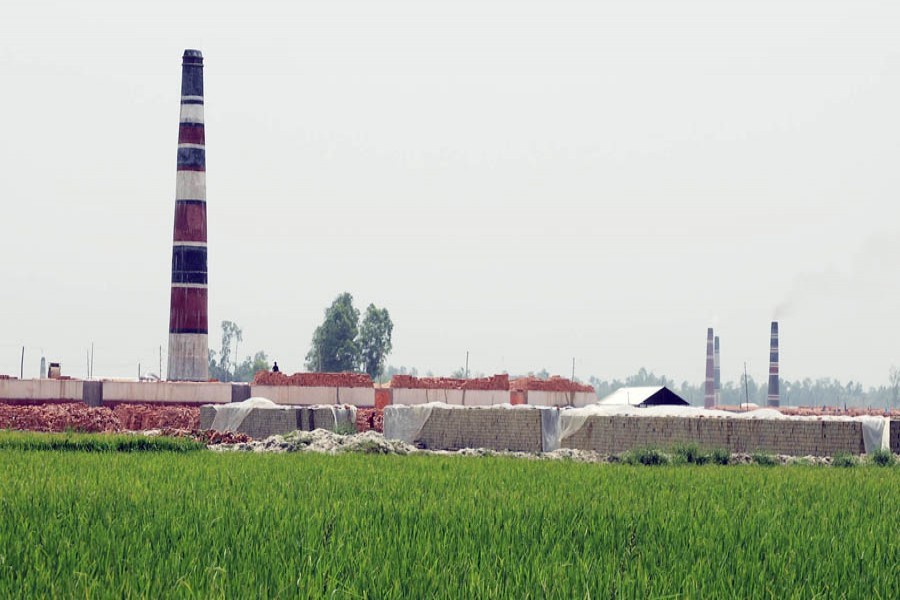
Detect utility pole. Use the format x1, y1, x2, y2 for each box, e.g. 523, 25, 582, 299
571, 357, 576, 381
20, 346, 24, 379
159, 345, 162, 381
90, 342, 94, 379
743, 362, 750, 408
464, 351, 469, 379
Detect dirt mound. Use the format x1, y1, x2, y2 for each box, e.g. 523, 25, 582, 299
214, 429, 417, 455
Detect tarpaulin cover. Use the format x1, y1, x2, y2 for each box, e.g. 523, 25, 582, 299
209, 397, 285, 432
559, 404, 890, 453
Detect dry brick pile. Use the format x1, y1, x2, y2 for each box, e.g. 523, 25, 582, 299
510, 376, 594, 393
390, 374, 510, 391
0, 402, 200, 433
253, 371, 373, 387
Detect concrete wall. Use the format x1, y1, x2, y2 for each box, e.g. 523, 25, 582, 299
0, 379, 83, 402
390, 389, 510, 406
413, 407, 543, 452
249, 386, 374, 406
525, 390, 596, 408
561, 416, 866, 457
102, 381, 231, 405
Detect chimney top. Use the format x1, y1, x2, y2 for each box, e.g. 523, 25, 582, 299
182, 49, 203, 64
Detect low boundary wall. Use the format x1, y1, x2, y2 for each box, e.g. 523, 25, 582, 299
0, 379, 83, 403
390, 389, 510, 406
249, 385, 374, 406
103, 381, 232, 405
561, 416, 866, 456
524, 390, 596, 408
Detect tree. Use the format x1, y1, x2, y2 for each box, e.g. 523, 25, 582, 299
234, 351, 270, 382
215, 321, 242, 382
357, 304, 393, 379
305, 293, 360, 372
208, 321, 267, 382
889, 366, 900, 408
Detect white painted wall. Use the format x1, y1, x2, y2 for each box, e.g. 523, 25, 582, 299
390, 388, 510, 406
0, 379, 83, 401
526, 390, 597, 408
250, 386, 375, 406
102, 381, 231, 404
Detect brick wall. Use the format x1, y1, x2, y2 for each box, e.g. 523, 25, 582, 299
201, 405, 355, 438
414, 408, 543, 452
561, 416, 866, 456
890, 420, 899, 454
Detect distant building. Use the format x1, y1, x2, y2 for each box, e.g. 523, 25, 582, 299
597, 386, 689, 407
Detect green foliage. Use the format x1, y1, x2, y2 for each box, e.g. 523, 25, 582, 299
209, 321, 269, 382
623, 447, 669, 466
832, 453, 858, 468
0, 453, 897, 597
672, 443, 710, 465
305, 293, 394, 375
710, 448, 731, 465
751, 452, 778, 466
305, 292, 360, 372
333, 423, 357, 436
357, 304, 393, 380
0, 431, 204, 452
868, 449, 896, 467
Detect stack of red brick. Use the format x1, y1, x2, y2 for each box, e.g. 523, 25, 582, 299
0, 402, 200, 433
390, 374, 509, 391
355, 408, 384, 433
253, 371, 373, 388
510, 376, 594, 393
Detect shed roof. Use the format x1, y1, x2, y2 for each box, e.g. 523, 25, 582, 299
597, 386, 689, 407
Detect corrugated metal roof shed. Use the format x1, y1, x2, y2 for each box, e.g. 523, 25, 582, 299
597, 386, 689, 407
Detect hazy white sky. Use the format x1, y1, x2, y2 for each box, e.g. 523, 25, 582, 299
2, 0, 899, 386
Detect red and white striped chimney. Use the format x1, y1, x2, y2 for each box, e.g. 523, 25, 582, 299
167, 49, 209, 381
704, 328, 715, 408
767, 321, 779, 407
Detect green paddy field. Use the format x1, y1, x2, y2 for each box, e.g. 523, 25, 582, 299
0, 434, 897, 598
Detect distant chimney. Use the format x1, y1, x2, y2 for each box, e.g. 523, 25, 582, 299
713, 335, 721, 406
767, 321, 779, 407
704, 328, 715, 408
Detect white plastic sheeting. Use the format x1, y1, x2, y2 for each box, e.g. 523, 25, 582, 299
540, 408, 561, 452
558, 404, 890, 453
383, 403, 437, 443
330, 405, 357, 431
386, 402, 892, 454
209, 397, 284, 432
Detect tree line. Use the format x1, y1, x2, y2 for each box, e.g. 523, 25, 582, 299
207, 292, 394, 382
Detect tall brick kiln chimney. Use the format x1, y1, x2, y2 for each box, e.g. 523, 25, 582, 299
767, 321, 779, 407
714, 335, 721, 406
704, 328, 715, 408
167, 49, 209, 381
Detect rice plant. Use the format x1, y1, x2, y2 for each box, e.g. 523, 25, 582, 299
0, 450, 897, 597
